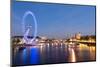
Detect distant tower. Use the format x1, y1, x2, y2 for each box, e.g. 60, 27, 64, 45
75, 32, 81, 40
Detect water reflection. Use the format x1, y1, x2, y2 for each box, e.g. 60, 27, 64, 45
89, 46, 96, 60
30, 47, 40, 64
68, 47, 76, 62
13, 43, 96, 66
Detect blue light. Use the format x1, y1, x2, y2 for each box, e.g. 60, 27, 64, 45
30, 47, 40, 64
22, 49, 27, 64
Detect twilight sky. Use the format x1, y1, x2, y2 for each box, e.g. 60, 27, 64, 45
11, 1, 96, 38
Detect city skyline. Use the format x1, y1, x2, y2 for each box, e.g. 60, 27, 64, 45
11, 1, 96, 38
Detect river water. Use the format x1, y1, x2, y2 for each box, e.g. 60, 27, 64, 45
12, 43, 96, 66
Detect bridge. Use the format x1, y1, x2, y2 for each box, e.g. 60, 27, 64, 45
68, 40, 96, 46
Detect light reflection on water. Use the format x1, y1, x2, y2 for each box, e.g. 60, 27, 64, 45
68, 47, 76, 62
30, 47, 40, 64
13, 43, 96, 66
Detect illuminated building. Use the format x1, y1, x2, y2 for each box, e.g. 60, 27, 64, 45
75, 32, 81, 40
